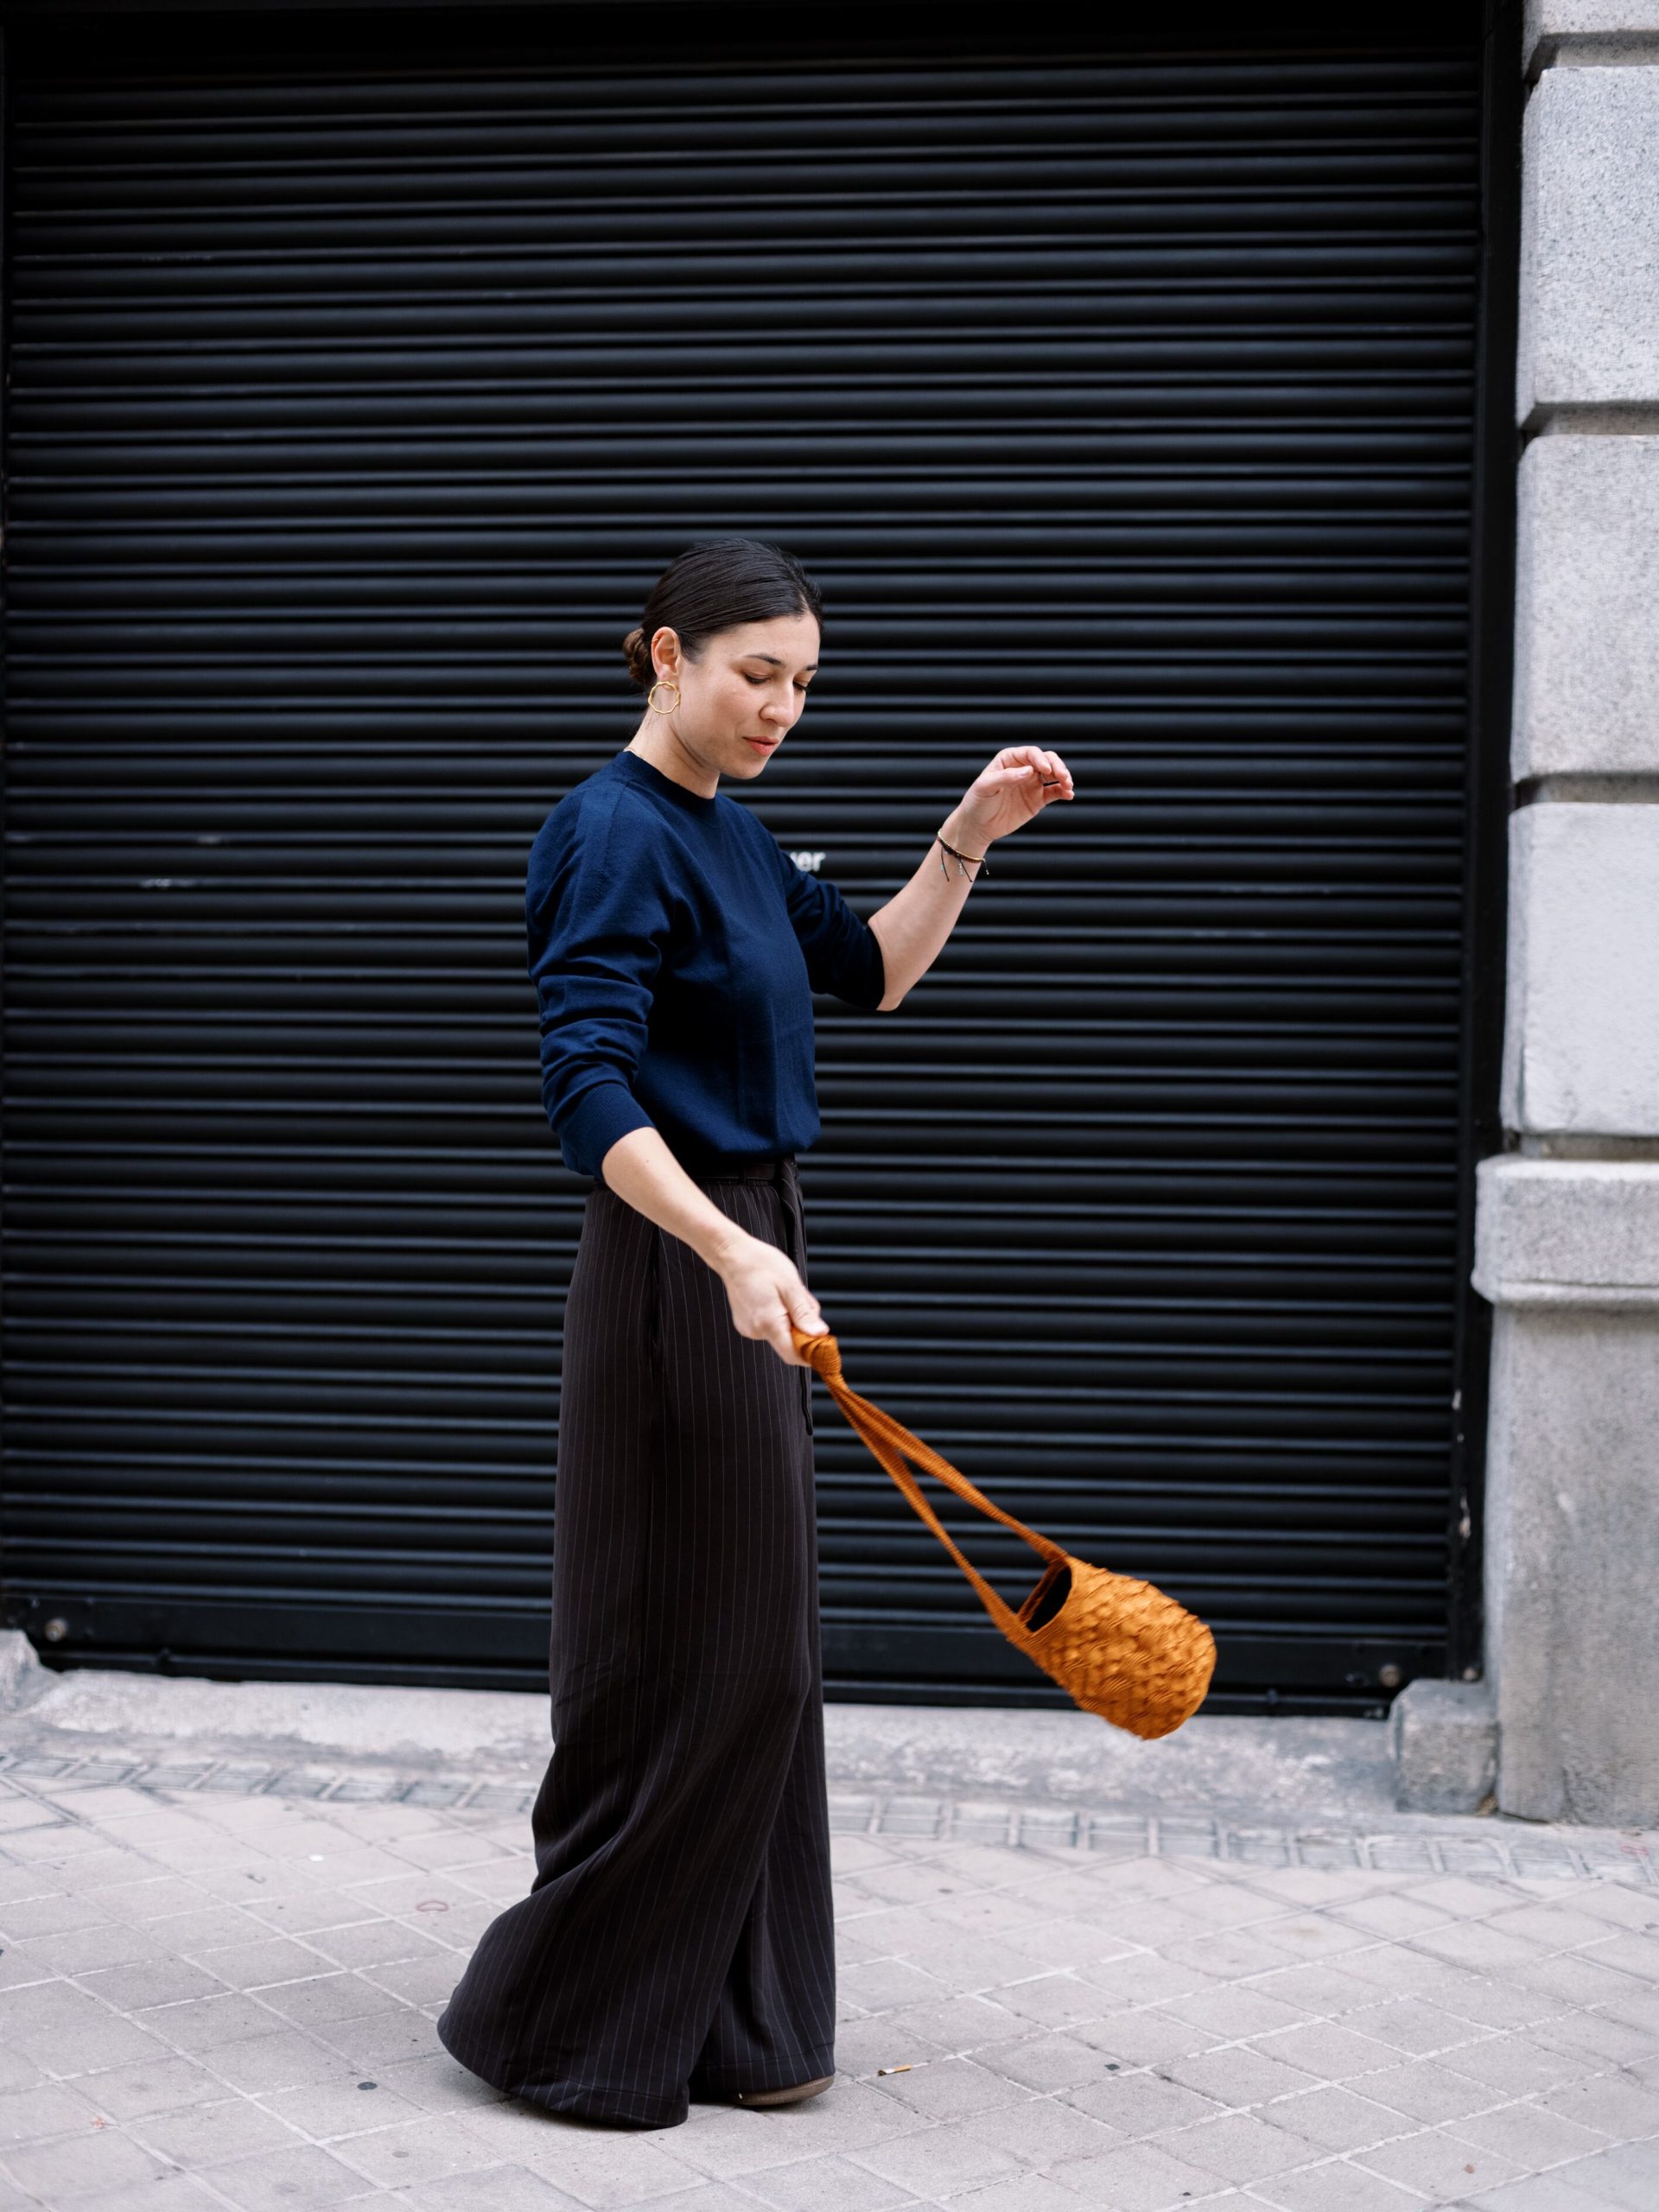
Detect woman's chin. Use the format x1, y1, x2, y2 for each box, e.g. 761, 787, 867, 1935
729, 745, 778, 777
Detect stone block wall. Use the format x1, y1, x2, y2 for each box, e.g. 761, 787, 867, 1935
1480, 8, 1659, 1821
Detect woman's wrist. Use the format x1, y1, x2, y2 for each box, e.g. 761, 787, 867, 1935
934, 808, 990, 880
937, 804, 982, 855
941, 800, 999, 853
696, 1217, 756, 1276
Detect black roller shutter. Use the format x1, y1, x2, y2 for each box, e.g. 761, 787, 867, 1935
0, 3, 1488, 1708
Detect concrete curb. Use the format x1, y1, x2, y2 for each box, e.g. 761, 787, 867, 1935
0, 1627, 52, 1712
1, 1632, 1402, 1820
1390, 1676, 1500, 1814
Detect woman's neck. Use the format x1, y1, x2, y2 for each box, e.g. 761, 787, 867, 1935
626, 724, 719, 801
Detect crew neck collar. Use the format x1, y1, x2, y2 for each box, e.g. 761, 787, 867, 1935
612, 745, 719, 814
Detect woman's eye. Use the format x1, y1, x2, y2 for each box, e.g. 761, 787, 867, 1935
742, 672, 767, 687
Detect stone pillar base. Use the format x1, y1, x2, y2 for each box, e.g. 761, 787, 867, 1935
1476, 1159, 1659, 1825
1391, 1680, 1498, 1814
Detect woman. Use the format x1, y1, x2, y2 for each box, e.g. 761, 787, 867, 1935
435, 538, 1073, 2131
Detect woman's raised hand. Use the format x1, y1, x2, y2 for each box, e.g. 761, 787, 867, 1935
954, 745, 1075, 849
718, 1231, 829, 1367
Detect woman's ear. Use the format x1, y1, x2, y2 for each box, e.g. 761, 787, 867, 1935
651, 625, 684, 683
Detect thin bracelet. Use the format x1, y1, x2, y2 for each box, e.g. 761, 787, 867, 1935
936, 831, 988, 881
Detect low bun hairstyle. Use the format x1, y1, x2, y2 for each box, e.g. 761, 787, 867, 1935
621, 537, 823, 690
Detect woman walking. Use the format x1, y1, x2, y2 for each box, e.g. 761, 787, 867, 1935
435, 539, 1073, 2130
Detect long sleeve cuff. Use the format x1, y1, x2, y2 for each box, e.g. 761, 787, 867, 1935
842, 921, 887, 1010
560, 1081, 657, 1179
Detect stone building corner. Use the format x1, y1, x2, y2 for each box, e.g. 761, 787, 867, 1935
1478, 1, 1659, 1824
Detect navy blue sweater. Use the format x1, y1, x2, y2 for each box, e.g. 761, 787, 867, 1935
526, 747, 887, 1179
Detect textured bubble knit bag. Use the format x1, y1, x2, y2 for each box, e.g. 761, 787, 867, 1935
792, 1326, 1216, 1740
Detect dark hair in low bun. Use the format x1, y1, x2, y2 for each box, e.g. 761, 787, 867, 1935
621, 538, 823, 690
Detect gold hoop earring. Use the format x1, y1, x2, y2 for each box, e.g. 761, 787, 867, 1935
647, 680, 680, 716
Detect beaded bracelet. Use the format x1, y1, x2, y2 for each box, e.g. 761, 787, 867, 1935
936, 831, 988, 881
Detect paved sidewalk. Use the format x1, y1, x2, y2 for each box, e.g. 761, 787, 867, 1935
2, 1746, 1658, 2212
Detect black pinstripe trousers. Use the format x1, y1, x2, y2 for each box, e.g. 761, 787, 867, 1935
434, 1154, 835, 2130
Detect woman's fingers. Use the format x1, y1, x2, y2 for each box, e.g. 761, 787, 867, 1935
986, 747, 1074, 790
779, 1287, 826, 1364
770, 1318, 821, 1364
749, 1306, 806, 1365
994, 747, 1075, 795
758, 1270, 826, 1366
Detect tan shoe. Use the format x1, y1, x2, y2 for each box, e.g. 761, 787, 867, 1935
733, 2072, 836, 2108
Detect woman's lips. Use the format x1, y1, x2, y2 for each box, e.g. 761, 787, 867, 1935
745, 737, 779, 752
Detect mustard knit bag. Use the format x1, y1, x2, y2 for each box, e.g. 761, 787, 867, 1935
793, 1326, 1216, 1741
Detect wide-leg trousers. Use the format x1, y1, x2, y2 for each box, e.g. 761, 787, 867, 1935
434, 1154, 836, 2130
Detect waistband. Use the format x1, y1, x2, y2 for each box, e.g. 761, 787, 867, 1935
681, 1151, 795, 1183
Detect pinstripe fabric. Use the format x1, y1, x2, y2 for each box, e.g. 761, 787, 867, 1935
434, 1154, 834, 2130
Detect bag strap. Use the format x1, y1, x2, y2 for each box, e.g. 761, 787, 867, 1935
791, 1325, 1065, 1640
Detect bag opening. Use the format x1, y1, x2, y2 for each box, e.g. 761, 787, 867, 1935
1018, 1559, 1072, 1632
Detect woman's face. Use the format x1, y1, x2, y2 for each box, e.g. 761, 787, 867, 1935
649, 613, 820, 781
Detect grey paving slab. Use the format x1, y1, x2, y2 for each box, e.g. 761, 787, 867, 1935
671, 2082, 928, 2181
1156, 2107, 1318, 2182
868, 2057, 1029, 2125
950, 2093, 1122, 2170
1164, 1987, 1313, 2041
1536, 2071, 1659, 2138
72, 2180, 232, 2212
701, 2149, 922, 2210
1039, 2133, 1227, 2207
921, 2177, 1109, 2212
853, 2119, 1027, 2196
189, 2140, 381, 2210
1483, 2137, 1659, 2208
1, 2128, 176, 2203
1068, 2008, 1224, 2067
124, 2095, 300, 2169
257, 2079, 428, 2144
329, 2113, 505, 2190
0, 1983, 171, 2077
1360, 2056, 1500, 2125
1354, 2123, 1528, 2202
1252, 2021, 1410, 2082
1263, 2083, 1414, 2155
200, 2031, 365, 2096
486, 2117, 718, 2204
1162, 2044, 1325, 2109
1447, 2100, 1615, 2170
1459, 2170, 1637, 2212
1249, 2163, 1430, 2211
1581, 2136, 1659, 2199
1439, 2035, 1599, 2100
1529, 2012, 1659, 2068
957, 2034, 1103, 2094
393, 2170, 592, 2212
1060, 2066, 1222, 2137
0, 2084, 101, 2152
